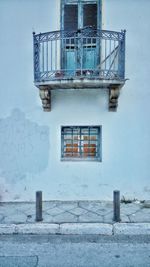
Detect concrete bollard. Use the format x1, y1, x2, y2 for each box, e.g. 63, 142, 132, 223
113, 190, 121, 222
36, 191, 43, 222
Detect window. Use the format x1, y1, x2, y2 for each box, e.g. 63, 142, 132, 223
61, 126, 102, 161
61, 0, 102, 31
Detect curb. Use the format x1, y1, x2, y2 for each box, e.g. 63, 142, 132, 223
0, 223, 150, 235
114, 223, 150, 235
60, 223, 112, 235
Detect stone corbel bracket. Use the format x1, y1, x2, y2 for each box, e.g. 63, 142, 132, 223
109, 87, 120, 111
39, 88, 51, 111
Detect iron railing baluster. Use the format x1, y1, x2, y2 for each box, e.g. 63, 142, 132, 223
105, 39, 107, 71
42, 42, 44, 73
50, 40, 52, 71
55, 39, 57, 71
33, 29, 125, 82
46, 38, 48, 78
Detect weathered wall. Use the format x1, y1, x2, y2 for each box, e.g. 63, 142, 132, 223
0, 0, 150, 201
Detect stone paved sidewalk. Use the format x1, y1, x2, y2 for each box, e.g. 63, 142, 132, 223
0, 200, 150, 224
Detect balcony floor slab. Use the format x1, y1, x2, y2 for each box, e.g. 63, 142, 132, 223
35, 78, 125, 90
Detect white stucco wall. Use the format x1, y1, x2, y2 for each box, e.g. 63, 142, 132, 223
0, 0, 150, 201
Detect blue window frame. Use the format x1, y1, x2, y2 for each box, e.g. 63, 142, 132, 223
61, 126, 102, 161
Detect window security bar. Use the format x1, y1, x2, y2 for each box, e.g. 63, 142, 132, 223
61, 126, 102, 161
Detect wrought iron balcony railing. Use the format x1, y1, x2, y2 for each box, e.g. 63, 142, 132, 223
33, 28, 125, 83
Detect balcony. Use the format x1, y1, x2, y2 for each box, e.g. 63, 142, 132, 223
33, 28, 126, 111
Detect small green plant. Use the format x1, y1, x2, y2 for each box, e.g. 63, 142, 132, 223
121, 196, 138, 204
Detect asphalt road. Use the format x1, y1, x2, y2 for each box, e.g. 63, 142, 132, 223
0, 235, 150, 267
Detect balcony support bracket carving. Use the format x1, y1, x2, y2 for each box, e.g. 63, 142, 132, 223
109, 87, 120, 112
39, 88, 51, 111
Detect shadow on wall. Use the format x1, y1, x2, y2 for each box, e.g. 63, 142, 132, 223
0, 109, 49, 183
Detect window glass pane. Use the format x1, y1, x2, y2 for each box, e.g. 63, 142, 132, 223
83, 4, 97, 28
64, 5, 78, 31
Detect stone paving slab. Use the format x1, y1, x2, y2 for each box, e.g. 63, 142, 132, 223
79, 211, 103, 223
0, 201, 150, 224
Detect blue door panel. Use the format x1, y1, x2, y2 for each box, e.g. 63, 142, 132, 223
83, 48, 96, 69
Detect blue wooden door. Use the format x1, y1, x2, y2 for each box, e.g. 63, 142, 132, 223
82, 3, 98, 71
63, 4, 78, 75
62, 1, 100, 75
